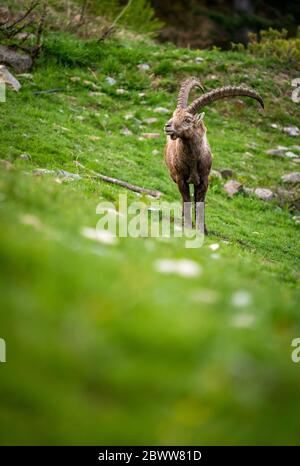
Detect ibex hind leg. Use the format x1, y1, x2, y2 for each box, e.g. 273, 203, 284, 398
177, 179, 192, 229
194, 180, 209, 235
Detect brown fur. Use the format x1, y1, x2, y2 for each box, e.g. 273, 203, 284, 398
164, 80, 264, 234
164, 108, 212, 232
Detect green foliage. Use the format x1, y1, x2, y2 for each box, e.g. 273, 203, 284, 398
74, 0, 163, 35
42, 33, 103, 66
120, 0, 163, 35
232, 28, 300, 63
153, 60, 174, 76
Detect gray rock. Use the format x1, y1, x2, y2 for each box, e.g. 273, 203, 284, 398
15, 32, 35, 41
33, 168, 81, 180
141, 132, 160, 139
0, 159, 13, 170
219, 168, 234, 178
265, 146, 299, 159
283, 125, 300, 137
57, 170, 81, 180
105, 76, 116, 86
121, 127, 133, 136
281, 172, 300, 183
243, 187, 255, 195
276, 186, 300, 211
285, 151, 299, 159
210, 169, 222, 180
88, 91, 102, 97
33, 168, 55, 176
292, 216, 300, 225
143, 117, 158, 125
223, 180, 243, 197
276, 188, 298, 203
0, 6, 9, 23
292, 145, 300, 152
0, 65, 21, 91
153, 107, 169, 114
253, 188, 274, 201
194, 56, 204, 64
17, 73, 33, 80
0, 45, 32, 73
124, 113, 134, 120
137, 63, 150, 71
19, 153, 31, 161
275, 188, 300, 210
266, 147, 288, 157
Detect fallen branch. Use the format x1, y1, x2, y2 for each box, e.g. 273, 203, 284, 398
31, 1, 47, 65
74, 161, 162, 198
34, 87, 64, 94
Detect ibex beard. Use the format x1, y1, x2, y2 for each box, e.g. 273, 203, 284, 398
164, 77, 264, 235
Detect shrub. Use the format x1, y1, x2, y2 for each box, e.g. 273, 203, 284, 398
232, 28, 300, 63
75, 0, 163, 36
42, 33, 103, 67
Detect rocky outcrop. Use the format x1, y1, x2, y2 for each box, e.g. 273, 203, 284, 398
0, 45, 32, 73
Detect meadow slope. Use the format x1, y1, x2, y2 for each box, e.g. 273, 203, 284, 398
0, 33, 300, 444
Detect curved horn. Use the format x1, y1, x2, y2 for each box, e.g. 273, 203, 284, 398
187, 85, 264, 114
177, 77, 204, 109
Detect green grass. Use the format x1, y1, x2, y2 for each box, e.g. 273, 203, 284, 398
0, 32, 300, 445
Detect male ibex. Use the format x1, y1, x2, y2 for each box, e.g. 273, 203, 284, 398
164, 77, 264, 234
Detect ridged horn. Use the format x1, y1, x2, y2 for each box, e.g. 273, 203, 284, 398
187, 85, 264, 114
177, 77, 204, 109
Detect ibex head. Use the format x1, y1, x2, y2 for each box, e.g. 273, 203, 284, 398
165, 109, 205, 140
164, 77, 264, 140
164, 77, 205, 140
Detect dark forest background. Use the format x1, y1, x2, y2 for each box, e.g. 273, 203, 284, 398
150, 0, 300, 48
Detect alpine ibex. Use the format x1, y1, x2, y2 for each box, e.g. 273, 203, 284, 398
164, 77, 264, 234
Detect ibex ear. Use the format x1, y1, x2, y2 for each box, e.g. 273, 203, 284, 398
195, 112, 205, 123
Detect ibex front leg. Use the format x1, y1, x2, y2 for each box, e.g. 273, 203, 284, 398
177, 179, 192, 229
194, 178, 208, 235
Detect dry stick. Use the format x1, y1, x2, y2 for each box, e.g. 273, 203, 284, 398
7, 18, 35, 39
6, 1, 39, 31
98, 0, 133, 42
78, 0, 90, 27
91, 173, 162, 198
74, 161, 162, 198
31, 2, 47, 65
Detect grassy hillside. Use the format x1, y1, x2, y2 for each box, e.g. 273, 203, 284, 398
0, 32, 300, 445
